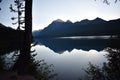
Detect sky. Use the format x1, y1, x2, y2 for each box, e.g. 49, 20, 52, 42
0, 0, 120, 31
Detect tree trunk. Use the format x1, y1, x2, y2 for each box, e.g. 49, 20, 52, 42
24, 0, 32, 55
12, 0, 33, 75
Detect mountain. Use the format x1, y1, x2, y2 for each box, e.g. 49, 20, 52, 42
0, 23, 24, 55
54, 19, 65, 23
33, 18, 120, 38
91, 17, 106, 24
76, 17, 105, 25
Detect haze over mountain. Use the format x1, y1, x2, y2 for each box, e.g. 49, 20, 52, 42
33, 17, 120, 38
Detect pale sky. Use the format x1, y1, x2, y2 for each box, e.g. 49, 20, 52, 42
0, 0, 120, 31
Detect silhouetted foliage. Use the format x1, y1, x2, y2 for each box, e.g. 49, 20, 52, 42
8, 0, 33, 75
10, 0, 25, 30
28, 58, 57, 80
0, 56, 4, 71
95, 0, 120, 5
85, 62, 105, 80
108, 38, 120, 49
0, 51, 57, 80
85, 48, 120, 80
0, 0, 2, 10
14, 0, 33, 75
0, 0, 36, 78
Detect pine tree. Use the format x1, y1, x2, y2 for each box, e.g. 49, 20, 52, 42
12, 0, 33, 74
10, 0, 25, 30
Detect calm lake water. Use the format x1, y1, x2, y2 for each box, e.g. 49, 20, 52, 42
33, 37, 110, 80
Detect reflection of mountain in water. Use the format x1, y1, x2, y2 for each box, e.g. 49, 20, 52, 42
35, 38, 109, 54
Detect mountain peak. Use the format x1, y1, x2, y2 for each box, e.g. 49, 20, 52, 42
66, 20, 72, 23
79, 19, 90, 24
94, 17, 105, 21
92, 17, 106, 24
33, 18, 120, 38
54, 19, 64, 23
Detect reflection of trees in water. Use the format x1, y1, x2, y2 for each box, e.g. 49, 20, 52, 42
84, 48, 120, 80
0, 51, 57, 80
0, 56, 5, 71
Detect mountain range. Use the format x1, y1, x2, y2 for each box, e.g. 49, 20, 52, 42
33, 17, 120, 38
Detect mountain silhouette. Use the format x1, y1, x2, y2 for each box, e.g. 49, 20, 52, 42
33, 18, 120, 38
76, 17, 105, 25
0, 23, 24, 55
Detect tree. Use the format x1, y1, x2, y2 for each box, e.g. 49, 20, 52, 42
85, 48, 120, 80
10, 0, 25, 30
24, 0, 33, 55
0, 0, 2, 10
95, 0, 120, 5
12, 0, 33, 74
84, 1, 120, 79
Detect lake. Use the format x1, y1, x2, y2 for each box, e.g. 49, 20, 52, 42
33, 36, 110, 80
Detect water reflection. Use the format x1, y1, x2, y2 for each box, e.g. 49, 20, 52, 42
33, 37, 113, 80
1, 36, 119, 80
85, 48, 120, 80
0, 40, 57, 80
34, 45, 108, 80
0, 50, 57, 80
35, 38, 109, 54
